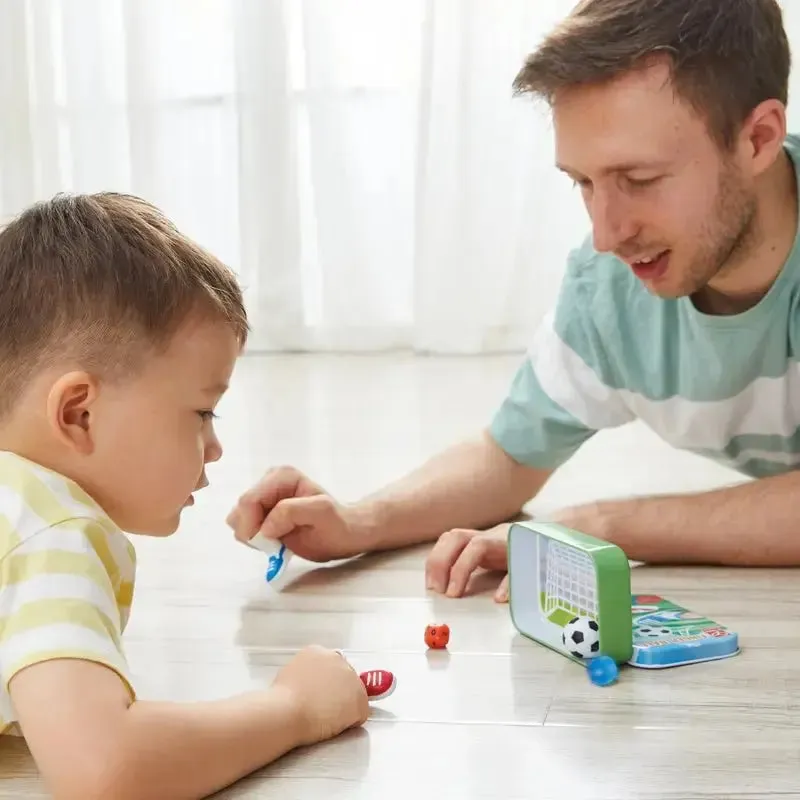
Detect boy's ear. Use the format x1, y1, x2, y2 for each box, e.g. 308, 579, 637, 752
46, 371, 100, 455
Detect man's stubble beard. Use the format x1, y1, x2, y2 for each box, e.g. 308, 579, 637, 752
681, 161, 759, 303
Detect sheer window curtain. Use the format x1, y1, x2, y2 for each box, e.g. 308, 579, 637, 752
9, 1, 799, 354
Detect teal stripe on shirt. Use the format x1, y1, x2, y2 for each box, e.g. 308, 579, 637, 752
490, 358, 596, 469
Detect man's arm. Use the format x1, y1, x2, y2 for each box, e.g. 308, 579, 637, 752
351, 429, 551, 552
229, 258, 630, 567
559, 471, 800, 566
349, 268, 635, 555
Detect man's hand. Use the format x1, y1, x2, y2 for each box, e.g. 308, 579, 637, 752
422, 507, 602, 604
228, 434, 551, 565
226, 466, 369, 562
424, 523, 511, 603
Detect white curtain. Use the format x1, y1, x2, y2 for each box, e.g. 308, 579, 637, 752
3, 1, 800, 354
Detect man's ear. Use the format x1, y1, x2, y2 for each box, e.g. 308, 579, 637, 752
740, 98, 787, 178
46, 371, 100, 455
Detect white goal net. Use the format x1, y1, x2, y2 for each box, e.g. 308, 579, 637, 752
542, 539, 598, 621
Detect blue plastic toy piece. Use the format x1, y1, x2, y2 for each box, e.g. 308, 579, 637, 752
265, 542, 288, 582
587, 655, 619, 686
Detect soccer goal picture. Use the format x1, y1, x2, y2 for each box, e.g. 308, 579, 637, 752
507, 520, 633, 665
541, 538, 598, 625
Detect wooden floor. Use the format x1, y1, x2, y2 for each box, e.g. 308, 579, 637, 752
2, 353, 799, 799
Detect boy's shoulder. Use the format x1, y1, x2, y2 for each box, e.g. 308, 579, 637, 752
0, 453, 137, 737
0, 452, 129, 563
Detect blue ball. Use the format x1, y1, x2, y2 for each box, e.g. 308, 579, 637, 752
587, 655, 619, 686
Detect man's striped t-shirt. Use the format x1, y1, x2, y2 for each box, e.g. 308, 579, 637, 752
0, 452, 136, 736
491, 133, 800, 480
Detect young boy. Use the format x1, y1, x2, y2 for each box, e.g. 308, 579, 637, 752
0, 193, 369, 799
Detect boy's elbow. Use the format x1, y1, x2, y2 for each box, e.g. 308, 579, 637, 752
50, 754, 143, 800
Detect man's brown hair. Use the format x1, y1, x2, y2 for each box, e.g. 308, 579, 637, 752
513, 0, 791, 149
0, 192, 249, 417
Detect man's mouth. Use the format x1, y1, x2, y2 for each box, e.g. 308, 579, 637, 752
626, 249, 670, 281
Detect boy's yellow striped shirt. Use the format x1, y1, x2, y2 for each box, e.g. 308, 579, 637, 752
0, 452, 136, 736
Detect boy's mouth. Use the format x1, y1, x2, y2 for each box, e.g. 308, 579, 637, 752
185, 477, 209, 507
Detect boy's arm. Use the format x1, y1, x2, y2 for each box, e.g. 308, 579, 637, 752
10, 658, 306, 800
557, 470, 800, 566
0, 520, 367, 799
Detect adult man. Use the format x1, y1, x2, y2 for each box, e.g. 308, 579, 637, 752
228, 0, 800, 602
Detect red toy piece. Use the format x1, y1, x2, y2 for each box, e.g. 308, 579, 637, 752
359, 669, 397, 700
424, 623, 450, 649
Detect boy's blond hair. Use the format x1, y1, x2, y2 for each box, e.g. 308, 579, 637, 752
0, 192, 248, 418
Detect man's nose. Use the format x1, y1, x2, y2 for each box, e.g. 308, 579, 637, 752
589, 189, 639, 254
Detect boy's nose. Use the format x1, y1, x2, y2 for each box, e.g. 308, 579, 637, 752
206, 437, 223, 463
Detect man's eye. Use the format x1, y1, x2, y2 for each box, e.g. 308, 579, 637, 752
626, 176, 661, 188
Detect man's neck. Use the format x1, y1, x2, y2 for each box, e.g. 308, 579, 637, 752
696, 149, 798, 316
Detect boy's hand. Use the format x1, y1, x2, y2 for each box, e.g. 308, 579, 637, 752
227, 467, 367, 561
424, 523, 510, 603
273, 645, 369, 745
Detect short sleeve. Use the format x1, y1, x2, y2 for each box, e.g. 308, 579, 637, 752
489, 252, 635, 470
0, 518, 135, 698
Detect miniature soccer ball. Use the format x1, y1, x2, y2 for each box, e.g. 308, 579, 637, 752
562, 615, 600, 658
635, 625, 672, 639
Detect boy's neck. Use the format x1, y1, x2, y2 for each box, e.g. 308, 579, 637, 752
0, 417, 74, 482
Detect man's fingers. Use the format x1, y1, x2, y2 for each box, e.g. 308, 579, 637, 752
259, 494, 337, 543
229, 498, 267, 544
425, 529, 475, 593
445, 537, 492, 597
494, 573, 509, 604
227, 467, 309, 543
426, 526, 511, 597
241, 467, 305, 512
